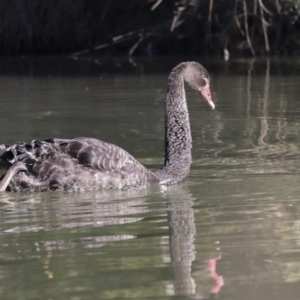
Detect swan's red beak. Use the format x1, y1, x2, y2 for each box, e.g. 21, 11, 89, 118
200, 85, 215, 110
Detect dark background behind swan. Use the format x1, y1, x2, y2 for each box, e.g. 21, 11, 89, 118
0, 0, 299, 56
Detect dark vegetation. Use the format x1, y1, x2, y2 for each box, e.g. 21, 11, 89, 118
0, 0, 299, 57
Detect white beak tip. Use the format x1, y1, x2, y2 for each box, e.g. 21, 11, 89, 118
209, 101, 215, 110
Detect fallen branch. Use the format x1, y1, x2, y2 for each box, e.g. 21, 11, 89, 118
70, 31, 140, 57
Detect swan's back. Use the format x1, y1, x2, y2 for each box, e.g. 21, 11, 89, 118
0, 138, 159, 192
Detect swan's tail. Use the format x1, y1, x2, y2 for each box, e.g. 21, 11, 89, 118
0, 142, 33, 166
0, 140, 58, 167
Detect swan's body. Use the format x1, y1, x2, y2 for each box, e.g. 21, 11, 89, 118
0, 62, 214, 192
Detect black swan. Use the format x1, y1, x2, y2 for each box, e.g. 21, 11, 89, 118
0, 62, 215, 192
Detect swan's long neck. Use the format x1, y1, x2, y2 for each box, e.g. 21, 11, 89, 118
159, 66, 192, 184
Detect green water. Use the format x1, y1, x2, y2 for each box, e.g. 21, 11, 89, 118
0, 57, 300, 299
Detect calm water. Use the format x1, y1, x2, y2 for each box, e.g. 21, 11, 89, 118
0, 57, 300, 299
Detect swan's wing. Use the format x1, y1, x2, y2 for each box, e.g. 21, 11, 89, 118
46, 137, 144, 172
0, 138, 143, 173
0, 138, 151, 191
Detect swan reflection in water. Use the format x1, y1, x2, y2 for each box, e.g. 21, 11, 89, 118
163, 185, 223, 298
0, 185, 223, 298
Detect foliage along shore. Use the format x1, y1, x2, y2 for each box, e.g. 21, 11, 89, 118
0, 0, 299, 57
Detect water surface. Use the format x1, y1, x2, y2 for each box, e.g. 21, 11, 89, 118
0, 57, 300, 299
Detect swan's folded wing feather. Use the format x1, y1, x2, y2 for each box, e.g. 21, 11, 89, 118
0, 138, 145, 175
50, 137, 143, 172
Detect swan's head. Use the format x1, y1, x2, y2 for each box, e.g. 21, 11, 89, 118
183, 62, 215, 110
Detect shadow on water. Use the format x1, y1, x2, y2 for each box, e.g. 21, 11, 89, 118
0, 57, 300, 299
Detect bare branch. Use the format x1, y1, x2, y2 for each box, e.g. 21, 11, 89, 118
257, 0, 273, 15
259, 0, 270, 53
243, 0, 255, 56
150, 0, 163, 11
128, 36, 144, 57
